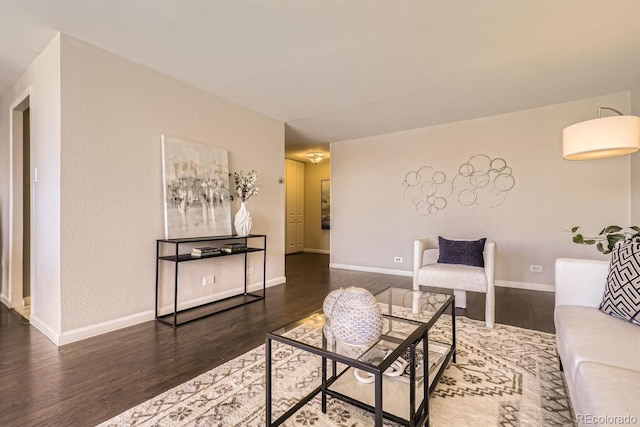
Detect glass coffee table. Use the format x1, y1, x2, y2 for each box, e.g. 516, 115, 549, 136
265, 287, 455, 427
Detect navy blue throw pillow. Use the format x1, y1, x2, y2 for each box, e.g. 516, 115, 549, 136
437, 237, 486, 268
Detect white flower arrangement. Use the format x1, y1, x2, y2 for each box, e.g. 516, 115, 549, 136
231, 169, 260, 202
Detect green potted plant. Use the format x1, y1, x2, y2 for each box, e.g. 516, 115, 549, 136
571, 225, 640, 254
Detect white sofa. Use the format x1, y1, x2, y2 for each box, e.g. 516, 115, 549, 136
555, 258, 640, 425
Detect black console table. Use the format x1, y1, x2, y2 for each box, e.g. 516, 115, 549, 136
155, 234, 266, 326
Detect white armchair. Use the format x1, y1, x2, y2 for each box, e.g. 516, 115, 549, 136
413, 237, 496, 328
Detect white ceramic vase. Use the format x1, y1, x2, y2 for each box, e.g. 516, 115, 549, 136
234, 202, 253, 237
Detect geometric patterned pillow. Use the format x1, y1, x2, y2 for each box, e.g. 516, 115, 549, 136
599, 239, 640, 325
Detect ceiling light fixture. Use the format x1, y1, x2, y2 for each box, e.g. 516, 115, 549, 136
563, 107, 640, 160
306, 152, 325, 164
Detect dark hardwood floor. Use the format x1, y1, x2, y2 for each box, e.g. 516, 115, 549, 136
0, 253, 555, 426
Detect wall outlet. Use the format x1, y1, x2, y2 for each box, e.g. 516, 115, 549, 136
529, 265, 543, 273
247, 267, 256, 275
202, 275, 215, 286
394, 257, 403, 263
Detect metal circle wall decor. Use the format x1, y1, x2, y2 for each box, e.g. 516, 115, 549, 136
402, 154, 515, 214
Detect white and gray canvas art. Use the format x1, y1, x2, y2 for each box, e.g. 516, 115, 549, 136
161, 135, 232, 238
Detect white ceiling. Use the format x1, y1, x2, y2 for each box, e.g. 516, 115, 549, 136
2, 0, 640, 162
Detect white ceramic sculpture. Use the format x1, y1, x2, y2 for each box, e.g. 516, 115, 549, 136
323, 288, 344, 317
328, 287, 383, 346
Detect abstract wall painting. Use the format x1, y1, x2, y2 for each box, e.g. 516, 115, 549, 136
321, 179, 330, 229
161, 135, 232, 238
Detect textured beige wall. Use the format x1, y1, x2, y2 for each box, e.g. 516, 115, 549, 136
331, 92, 632, 287
630, 82, 640, 225
304, 160, 330, 252
0, 34, 62, 338
59, 35, 284, 333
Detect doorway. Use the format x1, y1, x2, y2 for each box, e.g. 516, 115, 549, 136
8, 94, 32, 321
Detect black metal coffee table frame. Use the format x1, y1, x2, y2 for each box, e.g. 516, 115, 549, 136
265, 288, 456, 427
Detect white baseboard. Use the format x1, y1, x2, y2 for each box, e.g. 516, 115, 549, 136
30, 314, 62, 346
1, 294, 31, 308
0, 295, 31, 308
496, 280, 554, 292
158, 289, 245, 315
58, 310, 155, 346
329, 263, 554, 292
157, 277, 284, 316
56, 275, 286, 346
304, 248, 330, 254
329, 263, 413, 277
267, 276, 286, 287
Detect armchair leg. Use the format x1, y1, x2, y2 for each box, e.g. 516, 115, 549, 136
485, 287, 495, 329
454, 290, 467, 308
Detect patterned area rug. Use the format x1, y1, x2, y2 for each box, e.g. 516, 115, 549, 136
100, 316, 574, 426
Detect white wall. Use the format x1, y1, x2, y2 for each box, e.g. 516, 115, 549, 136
56, 35, 285, 340
0, 34, 285, 345
330, 92, 631, 288
0, 35, 62, 340
304, 160, 330, 253
630, 82, 640, 225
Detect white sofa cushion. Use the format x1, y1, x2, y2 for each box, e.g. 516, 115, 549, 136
555, 305, 640, 384
573, 362, 640, 425
416, 263, 488, 292
555, 258, 608, 308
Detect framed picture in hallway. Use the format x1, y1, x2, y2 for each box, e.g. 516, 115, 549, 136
161, 135, 232, 238
321, 179, 330, 230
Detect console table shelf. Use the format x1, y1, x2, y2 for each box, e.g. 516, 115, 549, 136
155, 234, 266, 327
159, 247, 264, 263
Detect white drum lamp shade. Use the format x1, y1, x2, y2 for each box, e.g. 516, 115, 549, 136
563, 115, 640, 160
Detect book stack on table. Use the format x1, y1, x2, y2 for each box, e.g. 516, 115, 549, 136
221, 243, 247, 253
191, 247, 221, 257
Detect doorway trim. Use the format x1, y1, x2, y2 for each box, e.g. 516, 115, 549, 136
5, 88, 31, 310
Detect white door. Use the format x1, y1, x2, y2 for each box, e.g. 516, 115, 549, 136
285, 159, 305, 254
